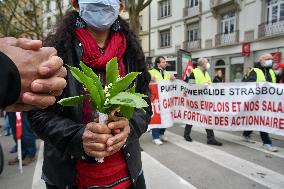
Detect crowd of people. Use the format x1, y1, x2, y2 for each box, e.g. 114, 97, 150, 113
0, 0, 282, 189
148, 54, 281, 153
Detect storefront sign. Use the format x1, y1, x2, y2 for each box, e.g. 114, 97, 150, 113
149, 80, 284, 136
242, 43, 250, 57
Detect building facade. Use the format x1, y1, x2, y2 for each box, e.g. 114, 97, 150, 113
150, 0, 284, 81
42, 0, 70, 37
120, 5, 150, 57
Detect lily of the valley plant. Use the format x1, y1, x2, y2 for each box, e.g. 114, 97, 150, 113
58, 58, 149, 162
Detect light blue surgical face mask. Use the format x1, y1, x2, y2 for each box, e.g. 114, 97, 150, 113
79, 0, 120, 31
264, 59, 273, 68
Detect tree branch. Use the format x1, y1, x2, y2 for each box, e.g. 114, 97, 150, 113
141, 0, 152, 11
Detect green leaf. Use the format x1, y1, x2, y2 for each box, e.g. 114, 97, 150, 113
110, 92, 149, 109
106, 57, 119, 86
109, 72, 141, 98
120, 106, 134, 119
79, 62, 105, 107
58, 95, 84, 107
85, 79, 101, 110
133, 93, 148, 98
67, 65, 85, 84
126, 85, 136, 93
67, 65, 101, 109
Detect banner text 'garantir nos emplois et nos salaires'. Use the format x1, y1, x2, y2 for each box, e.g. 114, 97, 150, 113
149, 80, 284, 136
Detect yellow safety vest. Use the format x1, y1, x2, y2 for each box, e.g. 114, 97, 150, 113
149, 68, 171, 81
253, 68, 276, 83
192, 67, 212, 84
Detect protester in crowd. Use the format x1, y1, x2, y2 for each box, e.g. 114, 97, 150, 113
184, 58, 223, 146
28, 0, 152, 188
242, 53, 278, 152
0, 37, 67, 112
274, 63, 284, 83
213, 69, 224, 83
149, 56, 175, 145
7, 112, 36, 166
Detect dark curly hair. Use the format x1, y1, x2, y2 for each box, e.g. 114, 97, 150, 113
45, 10, 150, 94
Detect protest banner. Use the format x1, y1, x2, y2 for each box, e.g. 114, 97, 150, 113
148, 80, 284, 136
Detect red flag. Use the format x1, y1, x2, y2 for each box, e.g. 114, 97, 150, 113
16, 112, 22, 140
182, 60, 194, 80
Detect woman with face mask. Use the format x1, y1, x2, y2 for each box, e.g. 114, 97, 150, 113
28, 1, 152, 189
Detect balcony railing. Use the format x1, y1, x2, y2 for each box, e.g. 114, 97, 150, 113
215, 30, 239, 46
183, 39, 201, 50
258, 20, 284, 38
183, 4, 201, 18
210, 0, 239, 8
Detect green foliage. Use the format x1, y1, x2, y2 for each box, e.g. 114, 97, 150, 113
59, 58, 149, 119
67, 65, 101, 109
106, 57, 119, 86
79, 62, 105, 107
110, 92, 148, 109
58, 95, 84, 106
109, 72, 141, 98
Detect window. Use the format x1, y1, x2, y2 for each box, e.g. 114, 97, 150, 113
46, 0, 50, 11
186, 23, 199, 41
221, 12, 236, 34
159, 29, 171, 48
189, 0, 199, 8
47, 17, 51, 29
139, 16, 143, 31
159, 0, 171, 18
267, 0, 284, 23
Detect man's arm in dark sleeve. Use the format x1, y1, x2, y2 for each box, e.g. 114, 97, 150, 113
0, 52, 21, 109
28, 107, 87, 159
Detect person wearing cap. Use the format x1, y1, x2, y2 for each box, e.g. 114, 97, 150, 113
28, 1, 152, 189
149, 56, 175, 145
183, 58, 223, 146
242, 53, 278, 152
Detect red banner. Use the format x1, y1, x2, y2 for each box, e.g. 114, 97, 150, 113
242, 43, 250, 57
149, 84, 161, 125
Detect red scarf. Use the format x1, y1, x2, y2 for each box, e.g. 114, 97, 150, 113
75, 28, 126, 76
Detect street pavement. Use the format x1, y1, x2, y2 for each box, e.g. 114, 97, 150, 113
1, 117, 284, 189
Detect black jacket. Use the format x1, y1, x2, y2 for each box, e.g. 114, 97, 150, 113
28, 39, 152, 189
243, 62, 273, 82
0, 52, 21, 109
213, 76, 223, 83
